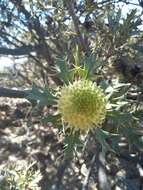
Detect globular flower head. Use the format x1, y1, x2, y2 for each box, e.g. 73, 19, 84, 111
57, 80, 106, 131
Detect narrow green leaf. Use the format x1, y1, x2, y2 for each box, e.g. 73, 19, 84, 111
42, 114, 61, 125
55, 58, 73, 84
64, 131, 80, 159
95, 128, 117, 155
26, 84, 56, 106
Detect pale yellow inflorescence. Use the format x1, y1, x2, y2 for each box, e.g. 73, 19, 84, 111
57, 80, 106, 131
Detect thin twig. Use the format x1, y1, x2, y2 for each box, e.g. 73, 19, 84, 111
0, 87, 28, 98
82, 154, 96, 190
98, 152, 111, 190
67, 0, 89, 54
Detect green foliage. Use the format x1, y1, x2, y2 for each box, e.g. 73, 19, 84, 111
55, 58, 74, 84
27, 84, 57, 106
1, 0, 143, 160
26, 52, 143, 159
92, 7, 142, 60
108, 9, 122, 33
120, 127, 143, 151
0, 162, 42, 190
42, 114, 61, 126
64, 130, 81, 159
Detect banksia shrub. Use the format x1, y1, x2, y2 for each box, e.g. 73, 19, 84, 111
57, 80, 106, 131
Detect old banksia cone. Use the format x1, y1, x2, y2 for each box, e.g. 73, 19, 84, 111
57, 80, 106, 131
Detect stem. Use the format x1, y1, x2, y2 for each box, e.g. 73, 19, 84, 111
67, 0, 89, 54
